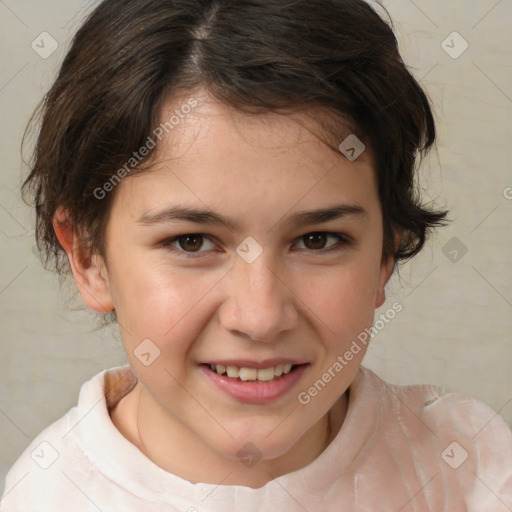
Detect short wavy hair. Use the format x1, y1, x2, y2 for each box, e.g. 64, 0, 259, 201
23, 0, 448, 277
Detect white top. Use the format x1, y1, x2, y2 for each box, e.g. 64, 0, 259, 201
2, 364, 512, 511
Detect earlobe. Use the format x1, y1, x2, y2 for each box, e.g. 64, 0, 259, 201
375, 228, 403, 308
53, 207, 114, 313
375, 281, 388, 309
375, 257, 394, 308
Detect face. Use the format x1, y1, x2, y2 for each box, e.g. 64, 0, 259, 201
65, 89, 394, 481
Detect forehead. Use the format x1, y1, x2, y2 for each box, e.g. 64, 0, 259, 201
109, 90, 379, 227
154, 90, 374, 169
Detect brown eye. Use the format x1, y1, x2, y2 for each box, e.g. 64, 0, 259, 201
177, 235, 204, 252
303, 233, 328, 250
295, 232, 351, 252
160, 233, 217, 257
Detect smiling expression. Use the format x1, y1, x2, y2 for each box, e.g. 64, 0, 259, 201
65, 88, 395, 485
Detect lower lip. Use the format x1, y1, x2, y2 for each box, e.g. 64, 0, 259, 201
200, 364, 308, 404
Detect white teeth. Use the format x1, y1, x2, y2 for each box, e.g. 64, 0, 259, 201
257, 367, 275, 381
239, 367, 258, 381
209, 363, 296, 381
226, 365, 240, 378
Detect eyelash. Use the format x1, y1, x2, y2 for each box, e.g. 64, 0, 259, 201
159, 232, 352, 258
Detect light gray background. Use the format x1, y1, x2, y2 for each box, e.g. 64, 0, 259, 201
1, 0, 511, 496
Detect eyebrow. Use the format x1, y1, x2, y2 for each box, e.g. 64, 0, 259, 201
137, 203, 368, 230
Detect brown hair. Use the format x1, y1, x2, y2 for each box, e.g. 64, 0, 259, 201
23, 0, 448, 278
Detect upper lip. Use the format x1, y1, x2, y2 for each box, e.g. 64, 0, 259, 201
202, 358, 309, 369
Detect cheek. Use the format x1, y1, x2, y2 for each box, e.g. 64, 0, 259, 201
299, 256, 381, 339
108, 256, 224, 353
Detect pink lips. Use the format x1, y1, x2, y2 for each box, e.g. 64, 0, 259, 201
200, 362, 309, 404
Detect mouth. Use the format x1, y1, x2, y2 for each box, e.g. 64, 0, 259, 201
204, 362, 299, 382
199, 360, 309, 403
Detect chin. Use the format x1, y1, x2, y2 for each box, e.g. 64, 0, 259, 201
206, 422, 305, 464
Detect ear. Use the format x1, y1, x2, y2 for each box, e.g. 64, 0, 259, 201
53, 207, 114, 313
375, 228, 404, 308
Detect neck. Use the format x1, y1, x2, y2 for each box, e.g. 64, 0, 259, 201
113, 382, 347, 488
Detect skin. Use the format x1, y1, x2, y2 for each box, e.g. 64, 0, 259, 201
54, 89, 398, 488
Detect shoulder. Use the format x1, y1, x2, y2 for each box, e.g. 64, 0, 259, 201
1, 403, 85, 511
358, 366, 511, 438
358, 366, 512, 507
1, 367, 121, 512
369, 367, 512, 447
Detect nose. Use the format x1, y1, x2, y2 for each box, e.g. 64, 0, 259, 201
219, 257, 299, 342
